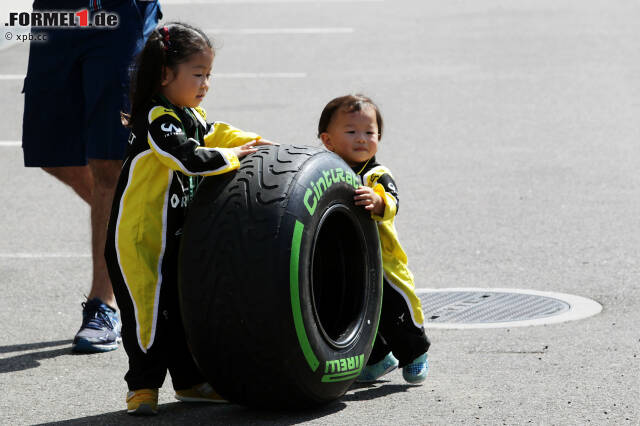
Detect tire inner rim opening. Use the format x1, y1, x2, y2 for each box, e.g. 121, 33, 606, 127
311, 205, 367, 349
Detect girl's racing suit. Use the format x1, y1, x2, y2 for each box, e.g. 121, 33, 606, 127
105, 96, 260, 390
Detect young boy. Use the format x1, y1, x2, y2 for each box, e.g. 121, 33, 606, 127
318, 94, 431, 383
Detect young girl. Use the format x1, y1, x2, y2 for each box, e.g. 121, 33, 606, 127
318, 94, 431, 384
105, 23, 270, 415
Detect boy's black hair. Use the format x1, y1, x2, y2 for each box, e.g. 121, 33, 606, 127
123, 22, 212, 127
317, 94, 384, 140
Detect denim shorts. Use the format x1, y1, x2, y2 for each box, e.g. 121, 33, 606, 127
22, 0, 160, 166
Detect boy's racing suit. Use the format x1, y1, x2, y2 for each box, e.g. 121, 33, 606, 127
354, 157, 431, 367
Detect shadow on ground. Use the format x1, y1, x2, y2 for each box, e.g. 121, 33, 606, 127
0, 339, 73, 374
0, 339, 73, 354
37, 381, 416, 425
40, 400, 347, 425
343, 382, 416, 401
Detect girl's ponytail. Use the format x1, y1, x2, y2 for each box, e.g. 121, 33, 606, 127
159, 26, 171, 51
123, 23, 213, 127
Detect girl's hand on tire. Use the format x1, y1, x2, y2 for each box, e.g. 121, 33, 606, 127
231, 140, 260, 158
354, 186, 384, 216
255, 138, 279, 146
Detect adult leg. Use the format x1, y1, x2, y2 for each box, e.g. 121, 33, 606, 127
56, 160, 122, 353
42, 161, 120, 308
87, 159, 122, 307
42, 166, 94, 204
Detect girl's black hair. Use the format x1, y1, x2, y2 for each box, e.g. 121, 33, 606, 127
123, 22, 213, 127
317, 94, 384, 140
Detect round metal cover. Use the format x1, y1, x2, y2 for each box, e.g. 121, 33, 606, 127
417, 288, 602, 329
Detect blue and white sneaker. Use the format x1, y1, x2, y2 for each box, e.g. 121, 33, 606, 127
402, 352, 429, 384
356, 352, 399, 383
72, 298, 121, 353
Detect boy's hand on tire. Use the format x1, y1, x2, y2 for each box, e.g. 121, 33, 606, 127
354, 186, 385, 216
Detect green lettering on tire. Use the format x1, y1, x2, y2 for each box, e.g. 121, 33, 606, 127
290, 220, 319, 371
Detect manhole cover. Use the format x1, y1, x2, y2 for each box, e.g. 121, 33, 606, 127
417, 288, 602, 329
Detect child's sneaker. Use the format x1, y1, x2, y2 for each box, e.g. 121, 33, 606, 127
175, 382, 228, 403
402, 352, 429, 384
72, 298, 121, 353
126, 388, 158, 415
355, 352, 399, 383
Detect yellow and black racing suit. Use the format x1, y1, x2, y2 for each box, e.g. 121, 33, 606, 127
105, 96, 260, 391
354, 157, 431, 367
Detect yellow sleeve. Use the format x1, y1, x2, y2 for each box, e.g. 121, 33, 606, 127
364, 165, 399, 222
204, 121, 261, 148
370, 183, 398, 222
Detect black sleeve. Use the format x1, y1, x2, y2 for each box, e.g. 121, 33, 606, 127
374, 173, 400, 214
146, 108, 239, 176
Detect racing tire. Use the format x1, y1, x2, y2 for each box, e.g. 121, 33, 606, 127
178, 145, 382, 408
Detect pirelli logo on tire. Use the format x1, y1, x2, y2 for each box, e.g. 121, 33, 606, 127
322, 354, 365, 382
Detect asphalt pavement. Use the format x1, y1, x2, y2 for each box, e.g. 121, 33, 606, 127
1, 0, 639, 424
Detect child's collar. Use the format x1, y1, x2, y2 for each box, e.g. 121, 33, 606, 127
157, 94, 183, 112
154, 94, 201, 138
353, 157, 375, 175
156, 94, 204, 128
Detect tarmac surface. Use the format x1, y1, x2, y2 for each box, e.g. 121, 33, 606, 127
1, 0, 639, 424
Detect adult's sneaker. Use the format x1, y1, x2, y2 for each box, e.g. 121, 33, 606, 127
72, 298, 121, 353
355, 352, 399, 383
402, 352, 429, 384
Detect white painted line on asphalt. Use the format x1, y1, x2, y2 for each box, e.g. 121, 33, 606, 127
206, 27, 354, 35
0, 75, 24, 80
0, 141, 20, 147
418, 287, 602, 329
215, 72, 306, 78
164, 0, 381, 3
0, 253, 91, 259
0, 73, 306, 80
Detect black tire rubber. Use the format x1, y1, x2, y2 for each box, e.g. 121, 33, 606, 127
178, 145, 382, 408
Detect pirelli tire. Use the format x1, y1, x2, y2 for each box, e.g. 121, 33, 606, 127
178, 144, 383, 408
